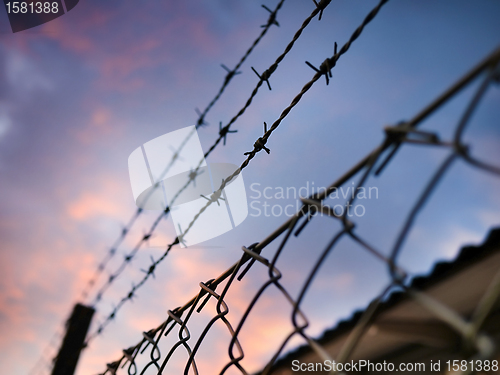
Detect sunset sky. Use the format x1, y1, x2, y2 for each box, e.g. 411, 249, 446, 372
1, 0, 500, 374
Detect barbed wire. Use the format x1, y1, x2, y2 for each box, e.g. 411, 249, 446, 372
85, 0, 386, 343
80, 0, 286, 306
96, 44, 500, 375
36, 0, 338, 369
83, 0, 332, 310
31, 3, 287, 375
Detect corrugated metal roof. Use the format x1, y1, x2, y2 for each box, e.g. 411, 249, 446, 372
265, 227, 500, 371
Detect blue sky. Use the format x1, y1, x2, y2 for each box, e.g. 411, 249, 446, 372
0, 0, 499, 374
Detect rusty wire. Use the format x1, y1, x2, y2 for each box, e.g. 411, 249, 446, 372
96, 42, 500, 375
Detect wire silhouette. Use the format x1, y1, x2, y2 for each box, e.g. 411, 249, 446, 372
86, 0, 387, 343
97, 44, 500, 375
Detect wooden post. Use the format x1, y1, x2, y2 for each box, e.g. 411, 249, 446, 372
51, 303, 95, 375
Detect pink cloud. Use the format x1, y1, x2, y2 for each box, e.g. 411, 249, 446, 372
72, 106, 121, 145
67, 177, 130, 221
37, 3, 222, 93
68, 192, 122, 220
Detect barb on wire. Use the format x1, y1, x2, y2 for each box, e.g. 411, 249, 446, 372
219, 121, 238, 146
221, 64, 242, 85
261, 4, 280, 28
140, 256, 158, 279
200, 181, 226, 206
244, 122, 271, 156
311, 0, 332, 21
195, 108, 209, 128
305, 42, 337, 85
251, 66, 273, 90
